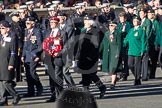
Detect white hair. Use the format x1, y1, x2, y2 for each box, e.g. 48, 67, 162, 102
88, 20, 95, 26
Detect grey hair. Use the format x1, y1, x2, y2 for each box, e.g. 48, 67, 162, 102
88, 20, 96, 27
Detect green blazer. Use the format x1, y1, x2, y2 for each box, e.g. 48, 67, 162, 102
155, 22, 162, 47
99, 30, 122, 73
149, 19, 160, 46
141, 18, 152, 51
123, 26, 146, 56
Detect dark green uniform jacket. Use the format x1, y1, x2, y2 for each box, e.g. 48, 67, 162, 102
141, 18, 152, 51
155, 22, 162, 46
149, 19, 160, 47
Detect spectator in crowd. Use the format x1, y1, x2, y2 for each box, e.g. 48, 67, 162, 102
0, 3, 5, 21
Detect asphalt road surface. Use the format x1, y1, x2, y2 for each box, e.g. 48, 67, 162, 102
2, 65, 162, 108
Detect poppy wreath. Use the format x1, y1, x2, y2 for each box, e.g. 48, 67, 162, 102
43, 32, 63, 57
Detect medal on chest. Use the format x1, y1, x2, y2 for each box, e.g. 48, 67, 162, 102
30, 36, 37, 44
109, 34, 114, 42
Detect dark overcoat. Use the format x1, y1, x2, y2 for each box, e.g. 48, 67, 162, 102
75, 27, 99, 74
0, 33, 16, 80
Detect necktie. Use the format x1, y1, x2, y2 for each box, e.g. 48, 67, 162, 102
27, 30, 32, 38
122, 23, 126, 32
60, 26, 62, 30
1, 37, 4, 45
50, 31, 54, 37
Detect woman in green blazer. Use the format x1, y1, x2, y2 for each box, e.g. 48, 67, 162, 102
99, 21, 123, 89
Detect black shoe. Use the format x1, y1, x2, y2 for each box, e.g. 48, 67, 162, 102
142, 78, 148, 81
79, 80, 92, 85
110, 84, 115, 90
134, 80, 141, 86
0, 100, 8, 106
149, 76, 155, 79
99, 85, 106, 99
121, 76, 128, 81
12, 95, 21, 105
23, 93, 35, 97
36, 88, 43, 96
46, 97, 56, 102
79, 80, 83, 84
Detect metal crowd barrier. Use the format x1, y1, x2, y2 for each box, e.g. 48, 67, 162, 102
3, 5, 124, 21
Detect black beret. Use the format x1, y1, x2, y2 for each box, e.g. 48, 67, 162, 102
57, 11, 66, 16
109, 21, 117, 26
0, 21, 11, 28
26, 17, 35, 22
84, 15, 93, 20
133, 16, 141, 21
147, 9, 155, 13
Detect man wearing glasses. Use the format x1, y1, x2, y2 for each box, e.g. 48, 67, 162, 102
0, 21, 20, 106
21, 17, 43, 97
44, 17, 65, 102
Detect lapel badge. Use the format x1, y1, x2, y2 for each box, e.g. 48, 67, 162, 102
110, 34, 114, 42
134, 32, 138, 37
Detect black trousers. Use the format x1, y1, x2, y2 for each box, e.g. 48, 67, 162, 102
122, 47, 129, 77
141, 52, 149, 80
63, 66, 75, 86
24, 62, 42, 95
15, 56, 23, 82
158, 47, 162, 68
82, 72, 104, 90
45, 56, 63, 98
0, 81, 18, 102
128, 56, 141, 80
148, 46, 159, 78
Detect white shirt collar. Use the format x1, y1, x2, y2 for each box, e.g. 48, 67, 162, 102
141, 18, 146, 25
28, 28, 33, 33
60, 23, 65, 29
134, 26, 139, 30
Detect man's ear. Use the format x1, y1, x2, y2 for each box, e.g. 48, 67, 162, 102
31, 22, 35, 26
6, 28, 10, 32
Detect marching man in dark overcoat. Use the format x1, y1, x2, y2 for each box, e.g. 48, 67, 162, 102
0, 21, 20, 106
75, 15, 106, 99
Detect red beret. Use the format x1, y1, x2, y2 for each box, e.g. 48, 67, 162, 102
49, 17, 60, 22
